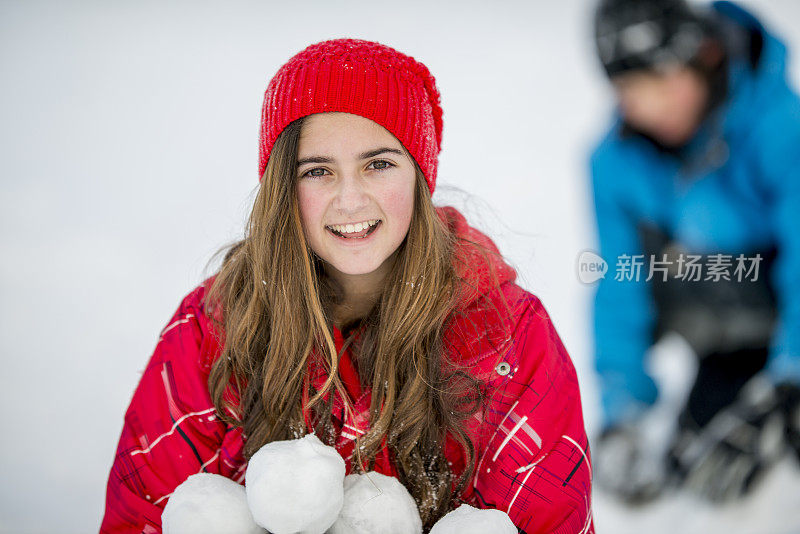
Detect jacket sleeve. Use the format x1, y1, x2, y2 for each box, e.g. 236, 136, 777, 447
100, 283, 234, 533
753, 91, 800, 385
590, 140, 659, 428
473, 296, 594, 534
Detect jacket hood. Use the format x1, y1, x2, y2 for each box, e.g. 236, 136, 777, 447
436, 205, 518, 309
435, 206, 520, 366
712, 1, 791, 137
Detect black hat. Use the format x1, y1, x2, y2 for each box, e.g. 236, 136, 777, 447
594, 0, 711, 77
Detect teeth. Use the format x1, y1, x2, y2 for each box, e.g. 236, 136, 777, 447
327, 219, 379, 235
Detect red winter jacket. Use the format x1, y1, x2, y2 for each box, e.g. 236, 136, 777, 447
101, 207, 594, 534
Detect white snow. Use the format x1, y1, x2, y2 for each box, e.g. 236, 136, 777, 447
164, 443, 428, 534
245, 433, 345, 534
329, 472, 422, 534
161, 473, 265, 534
428, 504, 516, 534
595, 458, 800, 534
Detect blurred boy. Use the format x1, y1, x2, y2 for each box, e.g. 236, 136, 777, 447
590, 0, 800, 503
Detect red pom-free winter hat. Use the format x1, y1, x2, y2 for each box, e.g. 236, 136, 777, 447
258, 38, 443, 195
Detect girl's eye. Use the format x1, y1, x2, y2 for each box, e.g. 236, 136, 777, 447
301, 167, 328, 179
369, 160, 394, 171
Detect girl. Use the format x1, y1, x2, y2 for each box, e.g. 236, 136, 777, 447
101, 38, 593, 534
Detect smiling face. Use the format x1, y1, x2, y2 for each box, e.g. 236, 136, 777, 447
296, 112, 417, 289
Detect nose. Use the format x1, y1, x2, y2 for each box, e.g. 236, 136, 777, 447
332, 172, 370, 215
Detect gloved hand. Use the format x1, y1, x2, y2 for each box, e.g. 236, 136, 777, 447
666, 374, 793, 502
594, 421, 668, 504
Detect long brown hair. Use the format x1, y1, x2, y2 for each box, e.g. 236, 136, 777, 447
205, 116, 497, 528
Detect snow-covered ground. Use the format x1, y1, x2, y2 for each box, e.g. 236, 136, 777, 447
1, 1, 799, 532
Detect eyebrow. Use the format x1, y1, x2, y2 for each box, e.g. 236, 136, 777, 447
296, 147, 404, 167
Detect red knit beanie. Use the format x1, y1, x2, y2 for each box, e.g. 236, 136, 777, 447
258, 38, 443, 195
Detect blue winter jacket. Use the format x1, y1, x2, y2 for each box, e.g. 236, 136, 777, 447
590, 1, 800, 427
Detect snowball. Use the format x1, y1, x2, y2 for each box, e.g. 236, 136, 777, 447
429, 504, 516, 534
245, 433, 345, 534
161, 473, 265, 534
329, 472, 422, 534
